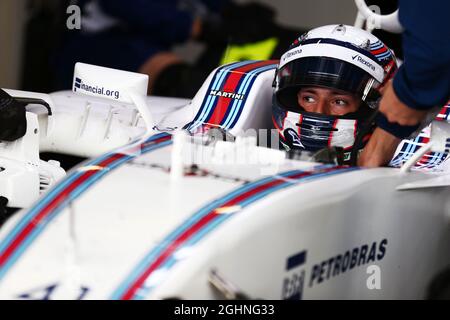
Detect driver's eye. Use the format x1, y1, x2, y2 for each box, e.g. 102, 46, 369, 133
303, 96, 316, 103
334, 99, 348, 106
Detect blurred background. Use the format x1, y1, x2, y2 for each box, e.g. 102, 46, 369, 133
0, 0, 398, 98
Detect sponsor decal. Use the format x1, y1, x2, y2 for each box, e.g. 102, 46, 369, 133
282, 49, 302, 63
209, 90, 245, 100
18, 283, 89, 300
352, 55, 376, 72
74, 77, 120, 100
188, 60, 277, 131
283, 239, 388, 299
285, 128, 305, 149
282, 251, 307, 300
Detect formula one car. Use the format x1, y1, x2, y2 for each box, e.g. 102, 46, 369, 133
1, 2, 450, 299
0, 56, 449, 300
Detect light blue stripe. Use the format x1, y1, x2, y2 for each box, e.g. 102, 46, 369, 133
222, 64, 276, 129
124, 167, 357, 299
190, 61, 253, 131
223, 64, 276, 129
376, 51, 391, 59
0, 207, 63, 280
188, 67, 228, 130
0, 137, 172, 281
161, 213, 229, 267
225, 65, 275, 128
403, 138, 420, 160
143, 166, 330, 247
0, 134, 165, 254
222, 68, 259, 129
131, 214, 232, 299
154, 169, 305, 244
153, 177, 302, 275
0, 171, 84, 254
0, 152, 112, 254
0, 141, 170, 281
192, 60, 257, 130
424, 152, 442, 169
110, 242, 169, 300
400, 137, 426, 167
110, 170, 302, 298
370, 42, 383, 49
191, 61, 252, 130
112, 165, 351, 299
110, 169, 306, 298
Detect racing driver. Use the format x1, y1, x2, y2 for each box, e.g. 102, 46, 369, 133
272, 24, 398, 164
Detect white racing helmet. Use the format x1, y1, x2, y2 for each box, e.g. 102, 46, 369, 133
272, 24, 398, 161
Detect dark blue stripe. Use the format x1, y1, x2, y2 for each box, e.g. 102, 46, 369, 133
301, 38, 380, 62
191, 63, 240, 125
218, 72, 249, 126
286, 250, 307, 270
228, 71, 267, 128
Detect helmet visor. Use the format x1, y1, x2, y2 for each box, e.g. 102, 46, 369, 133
276, 57, 380, 112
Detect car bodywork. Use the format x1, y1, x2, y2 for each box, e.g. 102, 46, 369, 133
0, 60, 450, 300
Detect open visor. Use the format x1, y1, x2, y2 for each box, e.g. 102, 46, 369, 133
276, 56, 381, 112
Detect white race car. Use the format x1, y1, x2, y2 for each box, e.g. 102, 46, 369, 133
0, 3, 450, 299
0, 57, 449, 300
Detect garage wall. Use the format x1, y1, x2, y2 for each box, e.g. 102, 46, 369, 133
177, 0, 359, 63
237, 0, 358, 29
0, 0, 359, 89
0, 0, 27, 89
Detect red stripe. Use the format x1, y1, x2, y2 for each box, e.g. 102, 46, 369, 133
297, 114, 303, 137
223, 171, 314, 208
272, 115, 285, 139
0, 152, 125, 267
121, 167, 343, 299
0, 135, 171, 274
371, 47, 387, 55
328, 119, 338, 147
207, 61, 277, 125
121, 211, 219, 300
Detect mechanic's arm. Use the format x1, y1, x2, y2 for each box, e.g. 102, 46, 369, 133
359, 0, 450, 167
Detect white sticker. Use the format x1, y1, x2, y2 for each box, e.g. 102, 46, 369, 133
72, 63, 148, 104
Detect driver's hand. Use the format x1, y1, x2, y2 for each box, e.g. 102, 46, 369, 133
357, 127, 401, 167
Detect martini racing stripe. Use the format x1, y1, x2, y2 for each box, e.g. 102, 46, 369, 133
222, 63, 277, 129
207, 61, 272, 125
189, 60, 250, 130
188, 60, 277, 131
111, 165, 358, 300
437, 103, 450, 121
0, 133, 172, 280
210, 61, 277, 128
370, 40, 392, 61
390, 102, 450, 170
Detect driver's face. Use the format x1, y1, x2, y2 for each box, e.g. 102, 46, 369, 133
297, 87, 360, 116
